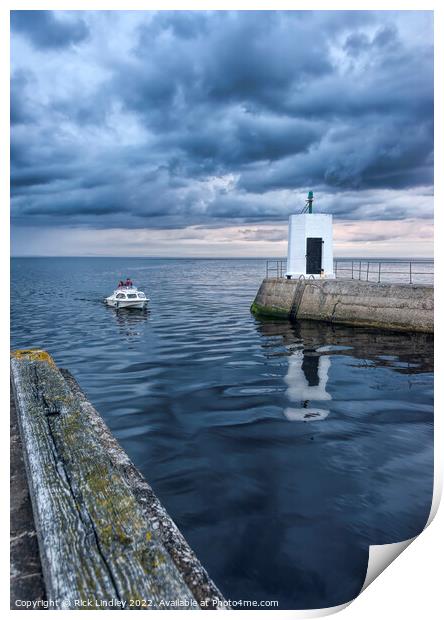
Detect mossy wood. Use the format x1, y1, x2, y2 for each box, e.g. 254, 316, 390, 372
10, 350, 209, 610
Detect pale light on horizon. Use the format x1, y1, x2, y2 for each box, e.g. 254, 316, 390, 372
11, 218, 433, 259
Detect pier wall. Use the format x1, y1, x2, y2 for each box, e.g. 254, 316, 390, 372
252, 278, 433, 333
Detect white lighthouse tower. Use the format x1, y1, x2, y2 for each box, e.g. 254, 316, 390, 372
286, 191, 334, 279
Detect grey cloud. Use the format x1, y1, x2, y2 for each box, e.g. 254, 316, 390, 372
347, 232, 394, 242
242, 228, 287, 242
344, 24, 398, 56
238, 117, 433, 194
171, 114, 324, 166
10, 71, 35, 125
10, 10, 434, 231
11, 11, 89, 49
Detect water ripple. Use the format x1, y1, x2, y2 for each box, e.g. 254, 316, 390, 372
11, 257, 433, 610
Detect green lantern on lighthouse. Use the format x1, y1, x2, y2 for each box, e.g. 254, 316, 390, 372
307, 191, 314, 214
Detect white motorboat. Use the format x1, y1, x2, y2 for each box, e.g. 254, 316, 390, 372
105, 286, 149, 309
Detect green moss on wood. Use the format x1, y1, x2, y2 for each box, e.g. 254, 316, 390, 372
11, 352, 197, 607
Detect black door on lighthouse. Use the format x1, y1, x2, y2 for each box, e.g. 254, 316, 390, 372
306, 238, 323, 274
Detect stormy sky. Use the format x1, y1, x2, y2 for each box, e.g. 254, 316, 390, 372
11, 10, 433, 257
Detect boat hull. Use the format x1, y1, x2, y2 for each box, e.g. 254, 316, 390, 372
105, 299, 148, 309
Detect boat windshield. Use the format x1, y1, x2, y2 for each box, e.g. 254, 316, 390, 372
127, 294, 137, 299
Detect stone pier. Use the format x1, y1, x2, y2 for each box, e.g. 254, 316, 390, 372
251, 278, 433, 333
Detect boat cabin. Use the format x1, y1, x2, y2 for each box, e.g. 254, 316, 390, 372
115, 290, 146, 300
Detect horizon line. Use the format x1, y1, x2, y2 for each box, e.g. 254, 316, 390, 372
10, 255, 434, 260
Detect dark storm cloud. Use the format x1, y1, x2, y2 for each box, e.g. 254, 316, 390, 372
169, 115, 324, 166
10, 71, 35, 125
11, 10, 89, 49
10, 10, 434, 230
238, 117, 434, 193
11, 166, 73, 188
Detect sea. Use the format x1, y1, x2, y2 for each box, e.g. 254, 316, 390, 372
10, 257, 434, 609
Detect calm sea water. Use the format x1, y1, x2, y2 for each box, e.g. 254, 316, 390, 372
11, 257, 433, 609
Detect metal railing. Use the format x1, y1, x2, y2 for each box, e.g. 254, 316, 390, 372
266, 259, 287, 279
334, 260, 433, 284
265, 259, 433, 284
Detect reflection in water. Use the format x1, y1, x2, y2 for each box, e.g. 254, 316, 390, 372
258, 318, 433, 375
284, 350, 331, 421
276, 318, 433, 422
11, 258, 433, 610
106, 306, 149, 345
253, 318, 433, 607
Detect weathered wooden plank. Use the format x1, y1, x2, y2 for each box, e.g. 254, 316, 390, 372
61, 369, 225, 608
11, 350, 199, 610
10, 386, 46, 609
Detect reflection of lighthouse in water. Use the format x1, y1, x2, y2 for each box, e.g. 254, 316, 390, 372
284, 349, 331, 421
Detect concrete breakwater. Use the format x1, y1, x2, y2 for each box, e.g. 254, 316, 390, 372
251, 278, 433, 333
10, 349, 225, 610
